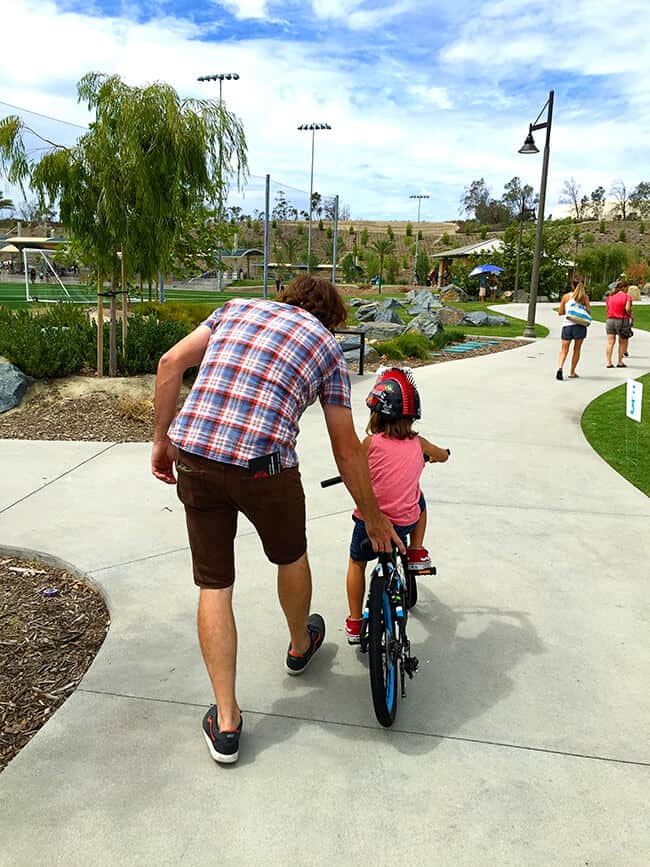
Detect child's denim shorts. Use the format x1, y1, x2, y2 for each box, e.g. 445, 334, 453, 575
349, 492, 426, 562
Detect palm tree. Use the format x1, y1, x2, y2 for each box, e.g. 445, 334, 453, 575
371, 237, 395, 291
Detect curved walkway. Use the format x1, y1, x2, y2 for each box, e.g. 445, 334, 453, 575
0, 304, 648, 866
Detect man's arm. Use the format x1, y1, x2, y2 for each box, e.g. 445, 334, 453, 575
151, 325, 211, 484
322, 403, 404, 553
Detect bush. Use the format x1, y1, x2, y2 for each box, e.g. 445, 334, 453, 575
405, 222, 413, 238
349, 225, 355, 235
119, 313, 188, 375
618, 229, 627, 243
0, 305, 95, 378
431, 328, 465, 350
588, 284, 607, 302
599, 220, 606, 233
583, 232, 595, 244
480, 224, 488, 240
441, 232, 450, 246
373, 329, 465, 360
138, 301, 218, 332
360, 228, 369, 246
640, 221, 645, 234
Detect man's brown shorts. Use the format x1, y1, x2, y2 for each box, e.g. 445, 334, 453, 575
176, 449, 306, 589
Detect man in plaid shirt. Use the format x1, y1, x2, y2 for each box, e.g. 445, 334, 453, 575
152, 275, 400, 764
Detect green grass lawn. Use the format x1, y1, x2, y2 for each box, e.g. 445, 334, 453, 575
582, 373, 650, 497
589, 304, 650, 332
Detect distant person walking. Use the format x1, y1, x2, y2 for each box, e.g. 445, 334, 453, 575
556, 278, 591, 380
605, 279, 633, 368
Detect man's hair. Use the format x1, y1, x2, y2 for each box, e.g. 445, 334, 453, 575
366, 414, 416, 440
277, 274, 347, 331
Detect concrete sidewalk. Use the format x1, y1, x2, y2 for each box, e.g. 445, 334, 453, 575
0, 304, 648, 866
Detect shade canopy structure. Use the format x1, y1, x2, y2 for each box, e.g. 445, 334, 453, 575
0, 244, 19, 253
469, 264, 504, 277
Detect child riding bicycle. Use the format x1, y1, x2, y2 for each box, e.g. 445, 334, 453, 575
344, 367, 449, 644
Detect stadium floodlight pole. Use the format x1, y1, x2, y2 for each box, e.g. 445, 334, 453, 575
298, 123, 331, 273
198, 73, 240, 291
518, 89, 554, 338
410, 194, 429, 285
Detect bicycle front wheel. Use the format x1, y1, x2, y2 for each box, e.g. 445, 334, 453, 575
368, 573, 398, 727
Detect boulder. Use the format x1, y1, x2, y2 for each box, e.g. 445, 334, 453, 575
359, 322, 405, 341
381, 297, 405, 310
463, 310, 489, 327
375, 308, 404, 325
403, 311, 443, 340
628, 285, 641, 301
537, 295, 550, 303
513, 290, 529, 303
344, 345, 379, 366
356, 304, 378, 322
0, 362, 33, 414
642, 282, 650, 296
440, 284, 467, 303
438, 306, 465, 326
485, 315, 510, 327
348, 297, 364, 307
502, 291, 514, 301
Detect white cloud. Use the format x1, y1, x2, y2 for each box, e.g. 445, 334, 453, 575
409, 85, 452, 110
217, 0, 269, 19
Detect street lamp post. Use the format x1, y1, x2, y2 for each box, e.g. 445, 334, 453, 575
518, 89, 554, 338
513, 201, 536, 297
298, 123, 331, 273
198, 72, 240, 291
410, 194, 429, 285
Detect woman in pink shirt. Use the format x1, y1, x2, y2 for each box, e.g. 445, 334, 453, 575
344, 367, 449, 644
605, 279, 633, 368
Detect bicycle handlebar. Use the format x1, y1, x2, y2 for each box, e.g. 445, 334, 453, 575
320, 451, 447, 488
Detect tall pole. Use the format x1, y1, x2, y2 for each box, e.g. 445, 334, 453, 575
198, 73, 239, 292
263, 173, 270, 299
299, 123, 331, 274
410, 194, 429, 285
523, 90, 554, 339
331, 194, 339, 285
514, 198, 524, 297
308, 128, 315, 272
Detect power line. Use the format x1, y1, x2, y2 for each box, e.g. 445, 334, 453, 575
0, 99, 88, 131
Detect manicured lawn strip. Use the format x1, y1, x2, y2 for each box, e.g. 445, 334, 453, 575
588, 305, 650, 332
581, 373, 650, 497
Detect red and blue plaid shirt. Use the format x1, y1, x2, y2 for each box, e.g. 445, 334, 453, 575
168, 298, 351, 468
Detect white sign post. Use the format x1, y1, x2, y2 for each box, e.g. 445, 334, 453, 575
626, 379, 643, 423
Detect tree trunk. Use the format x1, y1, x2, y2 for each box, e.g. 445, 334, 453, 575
96, 272, 103, 377
109, 271, 118, 377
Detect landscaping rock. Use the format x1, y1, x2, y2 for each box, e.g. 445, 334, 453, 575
502, 291, 514, 301
0, 363, 33, 414
348, 297, 364, 307
438, 306, 465, 326
359, 322, 405, 341
440, 284, 467, 303
642, 282, 650, 296
344, 345, 379, 366
463, 310, 489, 327
356, 304, 378, 322
513, 290, 529, 302
375, 308, 404, 325
628, 285, 641, 301
485, 315, 510, 327
339, 336, 365, 352
403, 311, 443, 339
381, 297, 405, 310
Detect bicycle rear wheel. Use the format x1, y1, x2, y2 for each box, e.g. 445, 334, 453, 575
368, 572, 398, 727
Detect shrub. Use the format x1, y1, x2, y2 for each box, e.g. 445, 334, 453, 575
441, 232, 450, 245
349, 225, 355, 235
640, 221, 645, 234
138, 301, 217, 331
405, 222, 413, 238
119, 313, 188, 376
0, 305, 95, 378
386, 225, 394, 240
318, 219, 324, 231
588, 284, 607, 302
360, 228, 369, 246
297, 223, 304, 235
480, 224, 488, 240
326, 226, 333, 239
618, 229, 627, 243
583, 232, 595, 244
431, 328, 465, 349
374, 332, 431, 360
599, 220, 606, 233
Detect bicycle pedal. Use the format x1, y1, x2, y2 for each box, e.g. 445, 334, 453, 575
404, 656, 419, 677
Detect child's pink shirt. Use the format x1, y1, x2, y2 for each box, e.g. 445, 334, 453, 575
353, 433, 424, 526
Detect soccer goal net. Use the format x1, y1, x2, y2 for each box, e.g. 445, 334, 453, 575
22, 249, 94, 303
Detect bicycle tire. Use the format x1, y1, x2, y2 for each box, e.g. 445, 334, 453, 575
368, 572, 398, 727
406, 571, 418, 609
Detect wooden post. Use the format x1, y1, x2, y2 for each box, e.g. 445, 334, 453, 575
109, 272, 117, 377
121, 253, 128, 352
96, 273, 103, 377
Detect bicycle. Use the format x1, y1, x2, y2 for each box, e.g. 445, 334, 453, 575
321, 458, 439, 727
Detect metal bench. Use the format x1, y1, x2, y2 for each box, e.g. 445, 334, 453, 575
334, 328, 367, 375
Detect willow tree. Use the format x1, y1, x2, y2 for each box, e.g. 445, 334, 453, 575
0, 72, 248, 372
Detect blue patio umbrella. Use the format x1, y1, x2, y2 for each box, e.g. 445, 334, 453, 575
469, 264, 504, 277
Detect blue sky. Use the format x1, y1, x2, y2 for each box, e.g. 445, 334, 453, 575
1, 0, 649, 220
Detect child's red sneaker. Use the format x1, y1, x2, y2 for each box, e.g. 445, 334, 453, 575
345, 616, 363, 645
407, 547, 436, 576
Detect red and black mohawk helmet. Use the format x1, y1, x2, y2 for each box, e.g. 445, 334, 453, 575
366, 366, 421, 421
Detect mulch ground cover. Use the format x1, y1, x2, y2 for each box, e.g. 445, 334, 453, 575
0, 556, 109, 773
